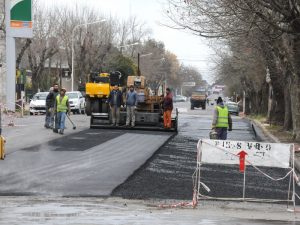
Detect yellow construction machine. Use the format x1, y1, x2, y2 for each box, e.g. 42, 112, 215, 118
85, 72, 121, 116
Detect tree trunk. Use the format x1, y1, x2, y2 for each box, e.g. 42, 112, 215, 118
290, 76, 300, 140
290, 37, 300, 141
266, 84, 273, 122
31, 70, 39, 92
283, 77, 292, 130
16, 39, 31, 69
260, 41, 285, 124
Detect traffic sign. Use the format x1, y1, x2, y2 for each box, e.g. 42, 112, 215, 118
7, 0, 33, 38
182, 82, 196, 87
194, 139, 296, 207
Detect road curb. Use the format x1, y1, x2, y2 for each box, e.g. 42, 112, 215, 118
250, 119, 280, 143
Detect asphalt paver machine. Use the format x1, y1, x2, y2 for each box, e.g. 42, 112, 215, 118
88, 73, 178, 132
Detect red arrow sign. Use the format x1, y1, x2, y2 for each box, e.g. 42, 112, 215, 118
237, 150, 248, 172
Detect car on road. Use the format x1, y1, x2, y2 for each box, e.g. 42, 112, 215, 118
173, 95, 187, 102
29, 92, 48, 115
226, 101, 239, 115
66, 91, 86, 114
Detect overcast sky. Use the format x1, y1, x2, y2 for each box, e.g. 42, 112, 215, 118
41, 0, 216, 83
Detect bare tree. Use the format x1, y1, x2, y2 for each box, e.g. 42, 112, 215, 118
26, 6, 60, 91
165, 0, 300, 140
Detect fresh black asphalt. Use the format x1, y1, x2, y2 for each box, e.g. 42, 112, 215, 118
113, 105, 299, 202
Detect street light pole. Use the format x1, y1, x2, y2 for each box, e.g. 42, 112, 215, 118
138, 53, 140, 76
137, 53, 153, 77
71, 19, 106, 91
117, 42, 139, 50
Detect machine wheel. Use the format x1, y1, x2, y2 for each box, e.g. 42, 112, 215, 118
92, 99, 100, 113
101, 102, 109, 113
191, 105, 194, 110
86, 98, 91, 116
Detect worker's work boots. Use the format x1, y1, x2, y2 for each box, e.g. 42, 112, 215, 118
59, 129, 64, 135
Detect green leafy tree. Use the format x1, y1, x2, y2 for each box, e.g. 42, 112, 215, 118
107, 55, 137, 86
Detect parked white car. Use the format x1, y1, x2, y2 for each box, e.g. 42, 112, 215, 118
173, 95, 187, 102
29, 92, 48, 115
66, 91, 85, 114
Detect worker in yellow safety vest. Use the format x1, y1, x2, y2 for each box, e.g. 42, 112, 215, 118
212, 97, 232, 140
54, 88, 70, 135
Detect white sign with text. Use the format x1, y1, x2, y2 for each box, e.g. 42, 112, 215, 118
200, 139, 292, 168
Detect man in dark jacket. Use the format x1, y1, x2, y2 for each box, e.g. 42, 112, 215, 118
212, 97, 233, 140
162, 88, 173, 129
45, 83, 59, 129
108, 85, 123, 126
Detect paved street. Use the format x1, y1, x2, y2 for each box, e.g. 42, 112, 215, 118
113, 102, 297, 202
0, 102, 299, 224
0, 114, 172, 196
0, 197, 299, 225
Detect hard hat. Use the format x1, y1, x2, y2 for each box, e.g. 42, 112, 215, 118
209, 130, 218, 139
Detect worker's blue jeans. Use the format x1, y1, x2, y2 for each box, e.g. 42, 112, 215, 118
56, 112, 66, 130
45, 107, 54, 127
216, 127, 228, 140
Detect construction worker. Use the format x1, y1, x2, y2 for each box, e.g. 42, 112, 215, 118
45, 83, 59, 129
108, 85, 123, 126
54, 88, 70, 134
125, 85, 137, 127
162, 88, 173, 129
212, 97, 232, 140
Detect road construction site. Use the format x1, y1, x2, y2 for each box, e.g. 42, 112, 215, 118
0, 101, 300, 224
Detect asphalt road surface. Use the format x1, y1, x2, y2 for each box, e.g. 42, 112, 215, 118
1, 103, 300, 224
0, 114, 172, 196
113, 101, 298, 202
0, 197, 299, 225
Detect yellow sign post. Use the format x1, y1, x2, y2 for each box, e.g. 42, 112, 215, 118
0, 136, 5, 160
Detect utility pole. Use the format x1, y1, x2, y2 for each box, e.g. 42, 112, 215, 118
137, 53, 141, 76
137, 52, 153, 77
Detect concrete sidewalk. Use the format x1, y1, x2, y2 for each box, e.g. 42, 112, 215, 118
251, 119, 300, 172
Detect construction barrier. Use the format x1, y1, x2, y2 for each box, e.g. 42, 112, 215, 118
193, 139, 296, 210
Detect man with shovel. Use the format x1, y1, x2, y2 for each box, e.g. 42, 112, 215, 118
54, 88, 70, 135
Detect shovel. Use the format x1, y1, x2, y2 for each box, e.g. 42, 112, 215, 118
66, 114, 76, 130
